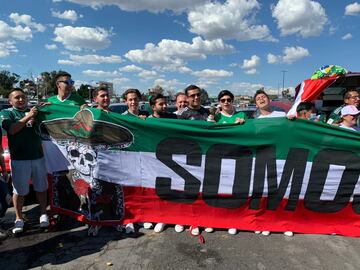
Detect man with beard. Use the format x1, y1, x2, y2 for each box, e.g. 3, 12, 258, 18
149, 94, 177, 119
179, 85, 209, 120
179, 85, 213, 235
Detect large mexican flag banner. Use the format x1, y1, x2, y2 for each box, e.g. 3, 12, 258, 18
38, 104, 360, 236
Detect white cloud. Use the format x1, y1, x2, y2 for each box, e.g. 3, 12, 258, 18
342, 33, 353, 40
58, 54, 123, 65
192, 69, 233, 78
125, 36, 234, 68
9, 13, 45, 32
0, 21, 32, 41
153, 78, 183, 90
267, 53, 280, 64
177, 66, 193, 73
229, 63, 239, 67
188, 0, 276, 42
228, 82, 265, 95
329, 25, 338, 35
54, 26, 111, 51
119, 64, 144, 72
45, 44, 58, 50
138, 70, 157, 79
267, 46, 310, 64
282, 46, 310, 63
52, 0, 208, 13
345, 2, 360, 15
52, 10, 83, 22
0, 41, 18, 58
244, 68, 257, 75
241, 55, 260, 74
271, 0, 328, 37
82, 69, 121, 77
0, 20, 33, 57
0, 64, 11, 69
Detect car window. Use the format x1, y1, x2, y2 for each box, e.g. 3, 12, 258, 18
109, 104, 128, 114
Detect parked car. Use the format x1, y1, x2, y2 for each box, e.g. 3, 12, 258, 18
0, 129, 10, 173
108, 103, 128, 114
295, 72, 360, 117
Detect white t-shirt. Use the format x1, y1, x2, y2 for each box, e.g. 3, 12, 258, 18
257, 111, 286, 118
339, 124, 360, 132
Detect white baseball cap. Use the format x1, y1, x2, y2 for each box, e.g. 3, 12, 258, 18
341, 105, 360, 117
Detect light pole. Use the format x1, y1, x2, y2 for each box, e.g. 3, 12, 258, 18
281, 70, 287, 97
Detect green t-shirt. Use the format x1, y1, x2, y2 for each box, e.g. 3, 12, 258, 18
215, 111, 247, 124
47, 93, 86, 106
327, 105, 344, 125
0, 108, 43, 160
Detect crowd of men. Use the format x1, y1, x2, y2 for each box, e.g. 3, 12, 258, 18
0, 71, 359, 240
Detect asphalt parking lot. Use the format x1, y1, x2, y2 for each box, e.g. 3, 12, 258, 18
1, 205, 360, 270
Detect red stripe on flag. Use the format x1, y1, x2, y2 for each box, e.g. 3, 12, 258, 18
122, 186, 360, 237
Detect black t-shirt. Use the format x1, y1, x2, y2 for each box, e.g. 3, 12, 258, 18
179, 106, 209, 121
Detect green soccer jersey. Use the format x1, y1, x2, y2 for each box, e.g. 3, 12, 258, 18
327, 105, 344, 125
215, 111, 247, 124
47, 93, 86, 106
0, 107, 43, 160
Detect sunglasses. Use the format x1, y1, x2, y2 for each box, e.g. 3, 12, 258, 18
189, 93, 201, 98
220, 98, 232, 103
58, 79, 74, 86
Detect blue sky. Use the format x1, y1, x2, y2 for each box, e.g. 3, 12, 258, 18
0, 0, 359, 96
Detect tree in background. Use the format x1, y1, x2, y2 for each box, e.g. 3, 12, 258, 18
77, 84, 92, 99
166, 89, 176, 101
0, 70, 20, 97
37, 70, 59, 97
200, 88, 209, 105
19, 79, 37, 98
148, 85, 164, 96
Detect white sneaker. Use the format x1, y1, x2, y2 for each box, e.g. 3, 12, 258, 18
204, 227, 214, 233
143, 222, 153, 230
39, 214, 49, 228
12, 219, 24, 234
125, 223, 135, 234
228, 228, 237, 235
190, 226, 199, 236
254, 231, 261, 234
284, 231, 293, 237
175, 224, 184, 233
154, 223, 165, 233
261, 231, 270, 236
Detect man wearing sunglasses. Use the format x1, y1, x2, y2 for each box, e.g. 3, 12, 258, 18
327, 89, 359, 125
178, 85, 213, 235
47, 71, 85, 106
179, 85, 209, 120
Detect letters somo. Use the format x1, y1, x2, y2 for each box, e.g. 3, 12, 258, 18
155, 138, 360, 213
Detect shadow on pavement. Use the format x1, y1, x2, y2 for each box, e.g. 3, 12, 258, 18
0, 205, 144, 269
